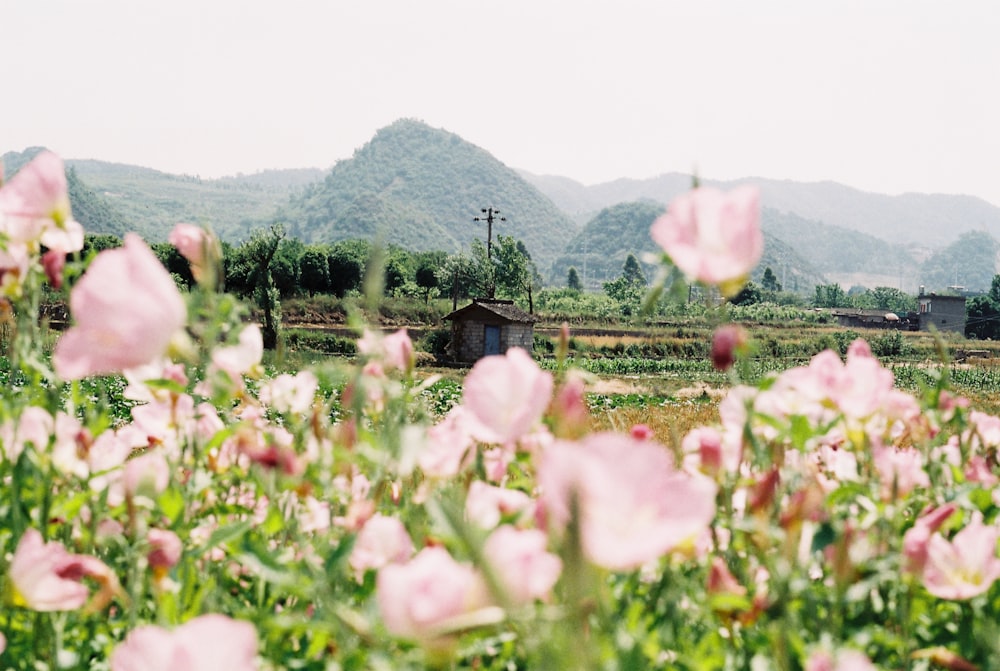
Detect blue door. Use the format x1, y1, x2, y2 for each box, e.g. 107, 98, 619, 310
484, 325, 501, 356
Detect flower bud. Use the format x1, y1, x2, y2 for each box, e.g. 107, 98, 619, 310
711, 325, 748, 371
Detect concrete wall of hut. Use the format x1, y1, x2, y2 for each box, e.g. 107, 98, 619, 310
918, 300, 966, 334
451, 321, 534, 363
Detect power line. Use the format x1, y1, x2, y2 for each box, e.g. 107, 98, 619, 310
473, 207, 505, 262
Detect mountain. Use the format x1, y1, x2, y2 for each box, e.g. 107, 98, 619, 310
758, 229, 827, 295
2, 147, 135, 238
550, 200, 826, 294
519, 171, 1000, 251
549, 201, 665, 289
278, 119, 579, 271
9, 124, 999, 296
918, 230, 1000, 293
66, 159, 318, 242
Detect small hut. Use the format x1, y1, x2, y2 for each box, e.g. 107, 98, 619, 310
443, 298, 536, 363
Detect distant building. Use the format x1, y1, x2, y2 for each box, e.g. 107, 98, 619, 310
443, 298, 536, 363
917, 287, 967, 334
832, 309, 916, 330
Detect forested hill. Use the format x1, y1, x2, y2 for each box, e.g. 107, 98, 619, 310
2, 148, 324, 244
277, 119, 579, 270
2, 147, 138, 239
549, 200, 827, 294
519, 170, 1000, 250
66, 159, 317, 242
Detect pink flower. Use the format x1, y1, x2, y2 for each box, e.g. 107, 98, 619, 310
169, 223, 207, 267
349, 514, 414, 580
110, 614, 258, 671
259, 370, 318, 414
682, 425, 741, 476
903, 503, 957, 573
0, 245, 30, 298
462, 347, 553, 444
53, 234, 186, 380
10, 529, 119, 612
873, 446, 929, 501
86, 427, 139, 495
210, 324, 263, 383
965, 455, 998, 486
382, 328, 415, 372
963, 410, 1000, 452
1, 405, 53, 462
538, 432, 717, 570
650, 185, 762, 295
805, 648, 877, 671
0, 150, 82, 252
630, 423, 654, 440
376, 546, 489, 644
482, 526, 561, 605
147, 529, 183, 571
41, 249, 66, 289
420, 406, 477, 478
357, 328, 415, 373
550, 372, 590, 437
707, 556, 747, 598
921, 512, 1000, 600
122, 451, 171, 502
465, 481, 534, 529
711, 324, 748, 371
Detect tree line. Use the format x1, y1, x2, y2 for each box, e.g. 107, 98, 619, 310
81, 229, 544, 317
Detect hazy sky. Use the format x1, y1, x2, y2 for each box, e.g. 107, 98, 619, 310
4, 1, 1000, 205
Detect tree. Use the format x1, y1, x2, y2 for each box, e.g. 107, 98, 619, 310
731, 281, 763, 306
516, 240, 543, 313
622, 254, 646, 286
82, 234, 121, 256
761, 267, 782, 292
151, 242, 194, 290
437, 253, 482, 310
415, 259, 439, 304
492, 236, 542, 312
567, 267, 582, 292
966, 274, 1000, 339
270, 240, 300, 298
299, 247, 330, 296
604, 254, 648, 316
469, 239, 496, 299
383, 253, 409, 296
989, 274, 1000, 305
867, 286, 915, 314
966, 294, 1000, 340
233, 225, 285, 350
328, 245, 365, 298
814, 284, 848, 308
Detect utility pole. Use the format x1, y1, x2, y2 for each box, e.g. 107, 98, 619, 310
473, 207, 505, 261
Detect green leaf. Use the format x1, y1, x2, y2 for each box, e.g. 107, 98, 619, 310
158, 485, 186, 524
810, 521, 837, 554
199, 519, 253, 552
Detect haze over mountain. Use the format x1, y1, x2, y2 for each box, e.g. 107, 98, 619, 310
5, 118, 1000, 294
519, 171, 1000, 250
1, 147, 319, 243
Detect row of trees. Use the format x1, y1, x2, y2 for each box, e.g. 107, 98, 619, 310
562, 257, 924, 318
83, 231, 973, 344
811, 283, 918, 314
82, 229, 544, 313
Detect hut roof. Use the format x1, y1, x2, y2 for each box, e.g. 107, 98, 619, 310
444, 298, 536, 324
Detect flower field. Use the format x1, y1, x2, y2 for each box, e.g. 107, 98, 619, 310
3, 155, 1000, 670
